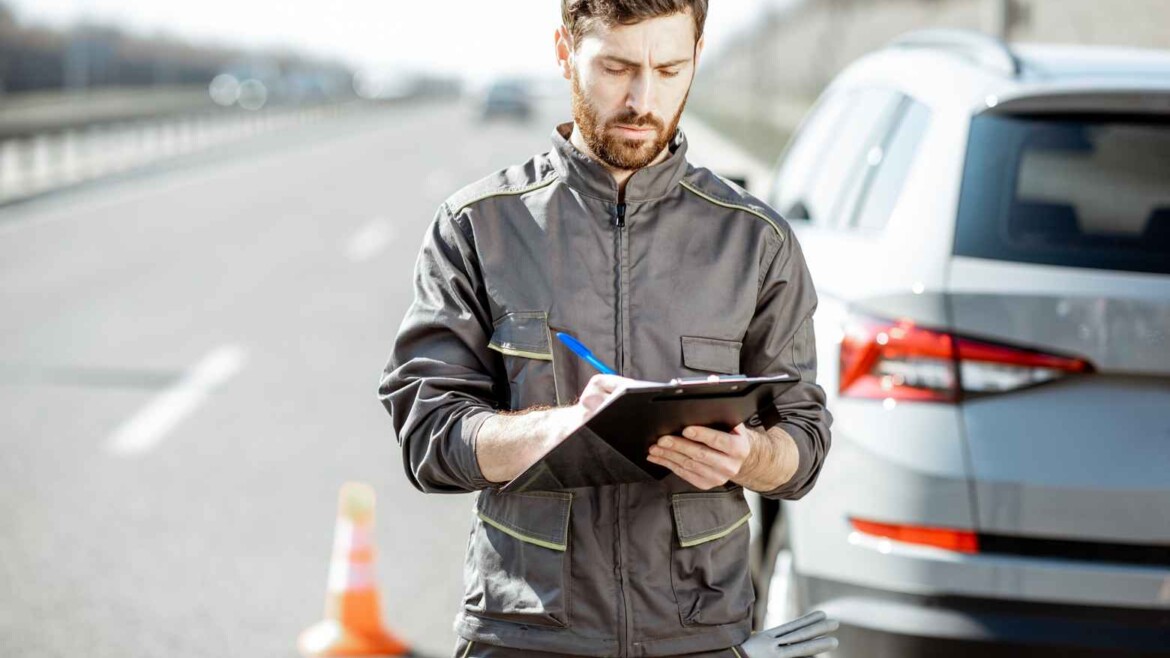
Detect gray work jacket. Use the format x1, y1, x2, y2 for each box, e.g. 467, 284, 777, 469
379, 121, 832, 657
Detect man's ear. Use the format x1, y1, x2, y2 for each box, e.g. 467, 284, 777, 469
694, 34, 705, 69
554, 26, 574, 80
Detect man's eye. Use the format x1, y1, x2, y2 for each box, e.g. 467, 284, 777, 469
660, 69, 680, 78
604, 67, 625, 75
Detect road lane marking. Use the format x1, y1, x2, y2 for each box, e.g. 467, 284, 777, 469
345, 217, 394, 262
106, 344, 246, 457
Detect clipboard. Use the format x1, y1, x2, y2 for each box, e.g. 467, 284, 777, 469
501, 373, 800, 492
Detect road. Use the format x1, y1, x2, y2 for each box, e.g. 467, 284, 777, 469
0, 95, 767, 658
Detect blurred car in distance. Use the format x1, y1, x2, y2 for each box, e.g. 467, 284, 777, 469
758, 29, 1170, 657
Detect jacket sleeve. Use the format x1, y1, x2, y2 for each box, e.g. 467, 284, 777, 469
739, 229, 833, 500
378, 203, 503, 494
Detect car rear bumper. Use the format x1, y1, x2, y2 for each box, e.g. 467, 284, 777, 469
803, 575, 1170, 657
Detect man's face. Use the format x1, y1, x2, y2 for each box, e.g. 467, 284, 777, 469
563, 12, 702, 171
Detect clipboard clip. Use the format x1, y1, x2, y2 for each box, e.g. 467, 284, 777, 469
668, 374, 749, 385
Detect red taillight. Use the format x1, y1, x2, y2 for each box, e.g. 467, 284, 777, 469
839, 316, 957, 402
850, 517, 980, 554
838, 314, 1093, 402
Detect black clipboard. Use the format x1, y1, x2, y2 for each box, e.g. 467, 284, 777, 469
501, 373, 800, 492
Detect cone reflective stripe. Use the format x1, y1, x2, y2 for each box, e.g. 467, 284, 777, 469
328, 520, 376, 593
298, 482, 410, 657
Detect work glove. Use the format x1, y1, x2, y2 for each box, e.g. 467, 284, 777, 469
739, 610, 839, 658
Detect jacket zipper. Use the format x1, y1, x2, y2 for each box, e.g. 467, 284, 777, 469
616, 483, 633, 657
612, 201, 626, 375
611, 199, 632, 657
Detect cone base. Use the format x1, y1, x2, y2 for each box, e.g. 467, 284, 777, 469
298, 618, 410, 657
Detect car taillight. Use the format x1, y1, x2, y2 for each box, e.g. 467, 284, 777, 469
850, 517, 980, 554
839, 314, 1093, 402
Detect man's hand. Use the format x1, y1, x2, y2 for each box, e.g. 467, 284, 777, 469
647, 423, 753, 490
647, 422, 800, 491
476, 373, 637, 484
575, 373, 633, 424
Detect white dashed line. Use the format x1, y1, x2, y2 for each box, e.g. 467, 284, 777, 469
345, 217, 394, 262
106, 344, 246, 457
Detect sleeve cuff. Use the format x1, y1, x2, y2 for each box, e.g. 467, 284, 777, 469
760, 421, 815, 499
459, 408, 497, 490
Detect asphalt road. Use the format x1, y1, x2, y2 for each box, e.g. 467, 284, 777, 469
0, 95, 581, 658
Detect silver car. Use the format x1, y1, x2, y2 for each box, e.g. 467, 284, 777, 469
758, 30, 1170, 656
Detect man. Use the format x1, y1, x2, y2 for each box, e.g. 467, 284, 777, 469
379, 1, 832, 656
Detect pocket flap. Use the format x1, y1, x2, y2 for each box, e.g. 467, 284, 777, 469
477, 490, 572, 551
681, 336, 742, 375
489, 312, 552, 360
671, 491, 752, 548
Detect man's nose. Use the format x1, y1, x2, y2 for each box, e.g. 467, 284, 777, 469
625, 72, 656, 119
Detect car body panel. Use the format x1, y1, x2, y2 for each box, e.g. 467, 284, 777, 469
945, 286, 1170, 376
962, 375, 1170, 544
791, 487, 1170, 609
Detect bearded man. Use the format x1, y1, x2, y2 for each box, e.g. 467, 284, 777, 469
380, 2, 833, 656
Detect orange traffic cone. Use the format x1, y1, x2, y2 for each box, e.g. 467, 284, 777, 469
298, 482, 411, 657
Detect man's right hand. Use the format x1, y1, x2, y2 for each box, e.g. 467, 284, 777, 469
571, 372, 633, 424
476, 373, 638, 484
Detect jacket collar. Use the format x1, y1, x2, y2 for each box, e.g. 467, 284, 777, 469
549, 121, 689, 203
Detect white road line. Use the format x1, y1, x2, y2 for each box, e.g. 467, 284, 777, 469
345, 217, 394, 262
106, 344, 246, 457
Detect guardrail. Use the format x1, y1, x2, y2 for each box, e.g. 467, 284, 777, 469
0, 86, 223, 139
0, 100, 373, 206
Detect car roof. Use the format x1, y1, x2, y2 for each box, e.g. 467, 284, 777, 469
1014, 43, 1170, 82
829, 30, 1170, 115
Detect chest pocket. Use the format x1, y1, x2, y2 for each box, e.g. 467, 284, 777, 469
680, 336, 743, 375
488, 311, 559, 410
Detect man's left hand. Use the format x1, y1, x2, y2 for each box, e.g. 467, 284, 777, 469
647, 422, 758, 490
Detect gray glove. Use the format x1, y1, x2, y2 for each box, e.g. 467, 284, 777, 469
739, 611, 839, 658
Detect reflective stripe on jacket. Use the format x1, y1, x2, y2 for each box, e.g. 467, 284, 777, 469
379, 121, 832, 657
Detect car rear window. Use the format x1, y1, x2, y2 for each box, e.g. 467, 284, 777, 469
953, 113, 1170, 275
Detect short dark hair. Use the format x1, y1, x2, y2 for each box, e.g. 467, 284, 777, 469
561, 0, 707, 47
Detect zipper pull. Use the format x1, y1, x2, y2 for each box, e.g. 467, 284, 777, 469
614, 202, 626, 228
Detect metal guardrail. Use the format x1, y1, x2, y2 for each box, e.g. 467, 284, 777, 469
0, 86, 222, 140
0, 101, 369, 205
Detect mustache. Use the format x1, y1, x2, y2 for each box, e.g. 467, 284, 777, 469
607, 113, 664, 131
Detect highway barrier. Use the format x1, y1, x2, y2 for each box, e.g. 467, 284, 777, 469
0, 101, 371, 205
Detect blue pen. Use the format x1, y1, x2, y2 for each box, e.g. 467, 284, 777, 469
555, 332, 617, 375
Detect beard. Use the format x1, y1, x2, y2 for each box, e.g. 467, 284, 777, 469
570, 68, 690, 171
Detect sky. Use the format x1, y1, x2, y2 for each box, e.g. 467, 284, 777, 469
8, 0, 798, 81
